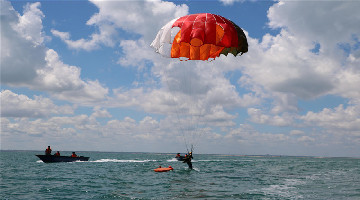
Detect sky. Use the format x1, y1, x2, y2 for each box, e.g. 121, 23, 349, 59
1, 0, 360, 157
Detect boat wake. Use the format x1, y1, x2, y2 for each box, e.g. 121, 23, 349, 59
90, 159, 157, 163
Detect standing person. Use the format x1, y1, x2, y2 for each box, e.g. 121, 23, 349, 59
183, 152, 193, 169
45, 146, 52, 155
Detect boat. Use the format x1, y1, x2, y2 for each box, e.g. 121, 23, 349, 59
36, 155, 89, 163
175, 155, 186, 161
154, 166, 173, 172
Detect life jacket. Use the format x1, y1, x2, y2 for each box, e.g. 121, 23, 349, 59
45, 148, 52, 155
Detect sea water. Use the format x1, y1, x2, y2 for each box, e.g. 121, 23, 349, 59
1, 151, 359, 199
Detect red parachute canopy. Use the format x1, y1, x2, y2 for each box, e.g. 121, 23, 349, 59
151, 13, 248, 60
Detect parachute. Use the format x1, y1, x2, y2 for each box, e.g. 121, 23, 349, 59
151, 13, 249, 155
151, 13, 248, 61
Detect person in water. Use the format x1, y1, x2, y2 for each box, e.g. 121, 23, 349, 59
45, 146, 52, 155
183, 152, 193, 169
54, 151, 60, 156
71, 152, 77, 157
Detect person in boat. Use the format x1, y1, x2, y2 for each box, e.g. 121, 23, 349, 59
183, 152, 193, 169
45, 146, 52, 155
176, 153, 181, 158
54, 151, 60, 156
71, 152, 77, 157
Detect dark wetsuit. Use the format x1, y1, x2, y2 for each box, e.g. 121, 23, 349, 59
183, 153, 193, 169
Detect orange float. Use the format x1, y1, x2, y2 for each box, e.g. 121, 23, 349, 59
154, 166, 173, 172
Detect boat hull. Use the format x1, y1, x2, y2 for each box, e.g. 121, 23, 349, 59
36, 155, 89, 163
175, 156, 186, 161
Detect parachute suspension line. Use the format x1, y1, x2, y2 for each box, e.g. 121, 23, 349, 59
182, 64, 193, 153
174, 104, 190, 153
163, 62, 191, 153
187, 64, 193, 152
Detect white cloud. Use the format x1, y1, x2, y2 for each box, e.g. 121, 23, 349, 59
109, 59, 260, 130
247, 108, 294, 126
118, 39, 159, 69
51, 25, 117, 51
52, 0, 189, 51
268, 1, 360, 56
232, 0, 360, 130
297, 136, 315, 143
224, 124, 290, 146
241, 30, 337, 101
0, 90, 74, 118
1, 1, 109, 104
219, 0, 244, 6
90, 106, 112, 119
265, 1, 360, 100
11, 2, 47, 46
1, 0, 46, 85
37, 49, 109, 103
301, 104, 360, 136
290, 130, 304, 136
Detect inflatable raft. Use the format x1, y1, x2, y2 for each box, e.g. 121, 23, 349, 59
154, 166, 173, 172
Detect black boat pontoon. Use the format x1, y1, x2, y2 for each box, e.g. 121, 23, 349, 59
36, 155, 89, 163
175, 156, 186, 161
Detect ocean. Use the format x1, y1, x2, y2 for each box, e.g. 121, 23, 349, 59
1, 151, 359, 199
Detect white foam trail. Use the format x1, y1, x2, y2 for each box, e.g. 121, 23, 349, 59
167, 158, 178, 162
90, 159, 156, 163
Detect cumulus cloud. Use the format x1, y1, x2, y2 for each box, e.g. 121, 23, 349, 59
1, 1, 108, 104
11, 2, 47, 46
109, 59, 259, 128
247, 108, 294, 126
52, 0, 188, 51
268, 1, 360, 56
234, 1, 360, 133
37, 49, 109, 103
301, 104, 360, 136
219, 0, 244, 6
90, 106, 112, 119
1, 0, 46, 85
0, 90, 74, 118
224, 124, 290, 147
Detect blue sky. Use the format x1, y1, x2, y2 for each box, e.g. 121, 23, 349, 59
1, 0, 360, 157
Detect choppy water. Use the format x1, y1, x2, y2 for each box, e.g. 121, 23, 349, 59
1, 151, 359, 199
